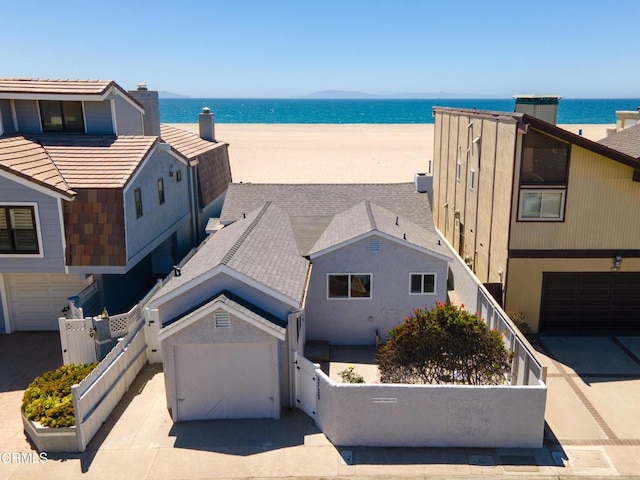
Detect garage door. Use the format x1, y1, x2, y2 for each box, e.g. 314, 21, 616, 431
174, 343, 278, 421
6, 273, 92, 331
540, 272, 640, 330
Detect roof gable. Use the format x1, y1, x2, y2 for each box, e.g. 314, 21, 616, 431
150, 202, 311, 308
158, 291, 286, 342
309, 200, 451, 261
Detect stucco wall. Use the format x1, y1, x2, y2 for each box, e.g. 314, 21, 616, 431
315, 370, 546, 448
0, 175, 66, 273
124, 149, 192, 263
160, 310, 288, 419
304, 236, 448, 345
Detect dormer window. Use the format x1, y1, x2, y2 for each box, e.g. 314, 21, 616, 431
39, 100, 84, 133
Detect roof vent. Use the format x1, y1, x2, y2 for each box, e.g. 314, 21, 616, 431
215, 311, 230, 328
368, 238, 381, 252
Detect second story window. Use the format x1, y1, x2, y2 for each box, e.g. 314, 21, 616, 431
157, 178, 165, 205
134, 188, 143, 218
39, 101, 85, 133
0, 206, 39, 254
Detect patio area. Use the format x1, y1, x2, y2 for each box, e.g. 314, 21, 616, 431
305, 342, 379, 384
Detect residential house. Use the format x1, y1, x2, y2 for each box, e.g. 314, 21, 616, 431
0, 78, 231, 333
432, 96, 640, 332
146, 180, 452, 421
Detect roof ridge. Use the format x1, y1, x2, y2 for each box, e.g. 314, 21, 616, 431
220, 202, 272, 265
364, 200, 377, 230
29, 136, 74, 193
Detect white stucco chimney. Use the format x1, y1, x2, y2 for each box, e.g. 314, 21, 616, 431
198, 107, 216, 142
514, 95, 561, 125
415, 172, 432, 193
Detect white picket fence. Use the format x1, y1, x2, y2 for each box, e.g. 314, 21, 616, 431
71, 314, 147, 452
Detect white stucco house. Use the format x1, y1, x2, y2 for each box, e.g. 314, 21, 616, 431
146, 179, 453, 422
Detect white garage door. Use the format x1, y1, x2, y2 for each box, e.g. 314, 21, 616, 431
6, 273, 92, 331
174, 343, 279, 421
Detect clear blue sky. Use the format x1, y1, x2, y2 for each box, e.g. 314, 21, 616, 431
2, 0, 638, 98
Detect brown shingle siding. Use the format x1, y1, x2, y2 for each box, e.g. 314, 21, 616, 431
64, 189, 126, 267
196, 145, 232, 207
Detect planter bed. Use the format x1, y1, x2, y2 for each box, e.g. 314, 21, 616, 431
22, 413, 79, 453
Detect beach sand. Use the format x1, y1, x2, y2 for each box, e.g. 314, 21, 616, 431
167, 123, 613, 184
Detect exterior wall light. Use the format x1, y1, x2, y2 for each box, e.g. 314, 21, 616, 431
612, 254, 623, 271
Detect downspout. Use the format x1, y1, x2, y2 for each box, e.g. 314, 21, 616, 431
189, 160, 200, 245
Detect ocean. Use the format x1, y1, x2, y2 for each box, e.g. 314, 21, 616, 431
159, 98, 640, 125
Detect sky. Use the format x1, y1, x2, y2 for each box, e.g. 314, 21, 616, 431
2, 0, 638, 98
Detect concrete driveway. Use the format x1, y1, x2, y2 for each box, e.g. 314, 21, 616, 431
2, 333, 640, 478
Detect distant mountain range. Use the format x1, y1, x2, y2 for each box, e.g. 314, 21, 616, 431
297, 90, 496, 99
158, 91, 190, 99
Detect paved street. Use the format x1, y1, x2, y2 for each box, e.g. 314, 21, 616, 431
2, 332, 640, 478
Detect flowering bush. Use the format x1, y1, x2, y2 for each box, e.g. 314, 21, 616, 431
21, 363, 97, 428
377, 303, 514, 385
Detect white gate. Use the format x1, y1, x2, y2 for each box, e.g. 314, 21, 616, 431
58, 318, 97, 365
294, 350, 319, 420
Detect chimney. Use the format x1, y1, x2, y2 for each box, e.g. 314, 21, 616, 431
415, 172, 432, 193
198, 107, 216, 142
128, 83, 161, 136
513, 95, 561, 125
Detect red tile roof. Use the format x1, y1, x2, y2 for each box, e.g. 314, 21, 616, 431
0, 78, 114, 95
0, 134, 158, 193
160, 124, 223, 158
0, 135, 73, 197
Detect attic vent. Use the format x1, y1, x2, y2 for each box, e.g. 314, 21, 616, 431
214, 311, 230, 328
369, 238, 381, 252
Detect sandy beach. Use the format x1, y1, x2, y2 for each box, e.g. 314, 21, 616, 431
167, 123, 613, 184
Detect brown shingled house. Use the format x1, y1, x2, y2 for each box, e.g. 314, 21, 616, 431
0, 79, 231, 332
432, 97, 640, 332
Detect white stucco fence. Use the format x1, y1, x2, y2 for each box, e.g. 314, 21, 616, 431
315, 369, 546, 448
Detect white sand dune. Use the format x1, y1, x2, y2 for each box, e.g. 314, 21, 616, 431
167, 123, 613, 184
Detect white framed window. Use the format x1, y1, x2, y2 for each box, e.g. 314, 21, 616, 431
456, 160, 462, 182
469, 169, 476, 191
327, 273, 371, 299
518, 189, 565, 221
409, 273, 436, 295
0, 204, 43, 257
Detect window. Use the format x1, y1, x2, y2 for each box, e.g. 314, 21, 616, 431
157, 178, 165, 205
39, 100, 84, 133
469, 169, 476, 191
176, 170, 182, 182
328, 274, 371, 299
134, 188, 143, 218
456, 160, 462, 182
519, 129, 570, 221
520, 129, 569, 185
519, 189, 565, 220
0, 206, 39, 254
410, 273, 436, 294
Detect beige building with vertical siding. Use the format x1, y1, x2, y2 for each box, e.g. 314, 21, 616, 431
432, 98, 640, 332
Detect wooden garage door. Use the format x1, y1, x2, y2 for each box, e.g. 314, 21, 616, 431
7, 273, 92, 331
540, 272, 640, 330
174, 343, 278, 421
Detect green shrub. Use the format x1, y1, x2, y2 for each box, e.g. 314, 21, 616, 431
21, 363, 97, 428
377, 303, 514, 385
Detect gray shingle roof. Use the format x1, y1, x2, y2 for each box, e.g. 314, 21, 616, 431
152, 202, 310, 306
309, 200, 450, 258
597, 124, 640, 160
221, 182, 434, 230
